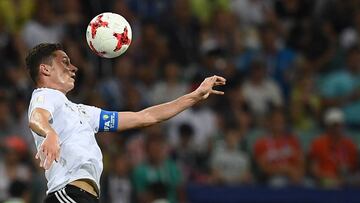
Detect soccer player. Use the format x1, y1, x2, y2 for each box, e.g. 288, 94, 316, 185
26, 43, 226, 203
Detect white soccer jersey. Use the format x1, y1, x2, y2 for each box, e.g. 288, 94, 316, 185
28, 88, 103, 194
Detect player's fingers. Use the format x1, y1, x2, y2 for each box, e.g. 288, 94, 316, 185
208, 76, 218, 84
44, 153, 50, 169
45, 150, 55, 169
41, 147, 50, 166
39, 153, 46, 168
42, 157, 48, 169
45, 154, 54, 170
214, 81, 226, 86
214, 75, 226, 82
211, 90, 224, 95
36, 145, 44, 159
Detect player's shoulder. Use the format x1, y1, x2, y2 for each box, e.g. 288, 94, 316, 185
31, 88, 66, 99
30, 88, 67, 107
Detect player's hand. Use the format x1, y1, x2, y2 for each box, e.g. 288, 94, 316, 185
194, 75, 226, 100
36, 132, 60, 170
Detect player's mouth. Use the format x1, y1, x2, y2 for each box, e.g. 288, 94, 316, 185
70, 73, 76, 81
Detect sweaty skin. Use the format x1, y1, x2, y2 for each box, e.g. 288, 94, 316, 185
29, 51, 77, 170
29, 108, 60, 169
117, 75, 226, 130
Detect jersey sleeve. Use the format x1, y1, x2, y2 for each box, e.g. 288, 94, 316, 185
29, 90, 64, 121
77, 104, 102, 133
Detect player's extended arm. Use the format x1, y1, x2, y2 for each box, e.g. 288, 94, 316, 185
29, 108, 60, 170
117, 75, 226, 131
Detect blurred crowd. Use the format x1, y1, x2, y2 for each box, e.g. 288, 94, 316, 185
1, 0, 360, 202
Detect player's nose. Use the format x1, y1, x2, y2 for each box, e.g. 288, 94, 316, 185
70, 64, 78, 72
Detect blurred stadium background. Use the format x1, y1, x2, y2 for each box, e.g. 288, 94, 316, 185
1, 0, 360, 202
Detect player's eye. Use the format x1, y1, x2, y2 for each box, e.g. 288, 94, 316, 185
63, 60, 70, 66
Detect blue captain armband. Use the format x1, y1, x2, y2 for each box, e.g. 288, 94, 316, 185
99, 110, 118, 132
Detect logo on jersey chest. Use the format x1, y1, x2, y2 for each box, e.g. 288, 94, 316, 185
65, 103, 88, 118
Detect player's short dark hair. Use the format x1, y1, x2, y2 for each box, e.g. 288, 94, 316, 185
25, 43, 63, 84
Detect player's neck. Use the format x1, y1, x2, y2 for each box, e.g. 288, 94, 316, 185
36, 82, 67, 95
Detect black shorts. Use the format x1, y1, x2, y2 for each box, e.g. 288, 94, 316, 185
44, 184, 99, 203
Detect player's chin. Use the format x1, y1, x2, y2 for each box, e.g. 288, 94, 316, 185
65, 81, 75, 92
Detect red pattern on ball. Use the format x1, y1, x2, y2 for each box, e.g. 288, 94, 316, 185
113, 26, 131, 52
89, 41, 106, 57
90, 14, 109, 39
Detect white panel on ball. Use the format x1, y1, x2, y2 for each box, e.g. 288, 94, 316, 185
86, 12, 132, 58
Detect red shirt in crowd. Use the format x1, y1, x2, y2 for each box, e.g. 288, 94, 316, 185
309, 134, 358, 179
254, 134, 302, 168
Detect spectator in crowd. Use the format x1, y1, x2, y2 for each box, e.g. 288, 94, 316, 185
201, 9, 238, 57
0, 97, 15, 138
171, 123, 197, 182
11, 94, 33, 150
21, 0, 64, 48
3, 180, 29, 203
151, 62, 188, 105
320, 45, 360, 127
290, 70, 321, 132
4, 65, 32, 98
340, 9, 360, 49
147, 182, 170, 203
166, 103, 217, 153
213, 80, 252, 135
309, 108, 358, 188
163, 0, 201, 66
126, 0, 173, 22
189, 0, 229, 25
0, 0, 35, 34
60, 0, 87, 42
257, 23, 297, 97
254, 108, 304, 187
242, 60, 283, 122
101, 152, 132, 203
231, 28, 259, 72
0, 19, 27, 86
0, 8, 29, 93
210, 125, 252, 185
97, 57, 136, 110
136, 21, 169, 67
132, 132, 183, 203
273, 0, 314, 35
0, 136, 31, 201
230, 0, 272, 28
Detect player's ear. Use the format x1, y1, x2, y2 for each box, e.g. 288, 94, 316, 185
39, 64, 52, 76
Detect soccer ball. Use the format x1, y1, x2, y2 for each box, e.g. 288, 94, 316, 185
86, 12, 132, 58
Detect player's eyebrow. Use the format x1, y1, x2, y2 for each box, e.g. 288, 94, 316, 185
62, 56, 70, 63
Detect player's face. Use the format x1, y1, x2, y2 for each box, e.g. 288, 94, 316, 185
49, 50, 78, 93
